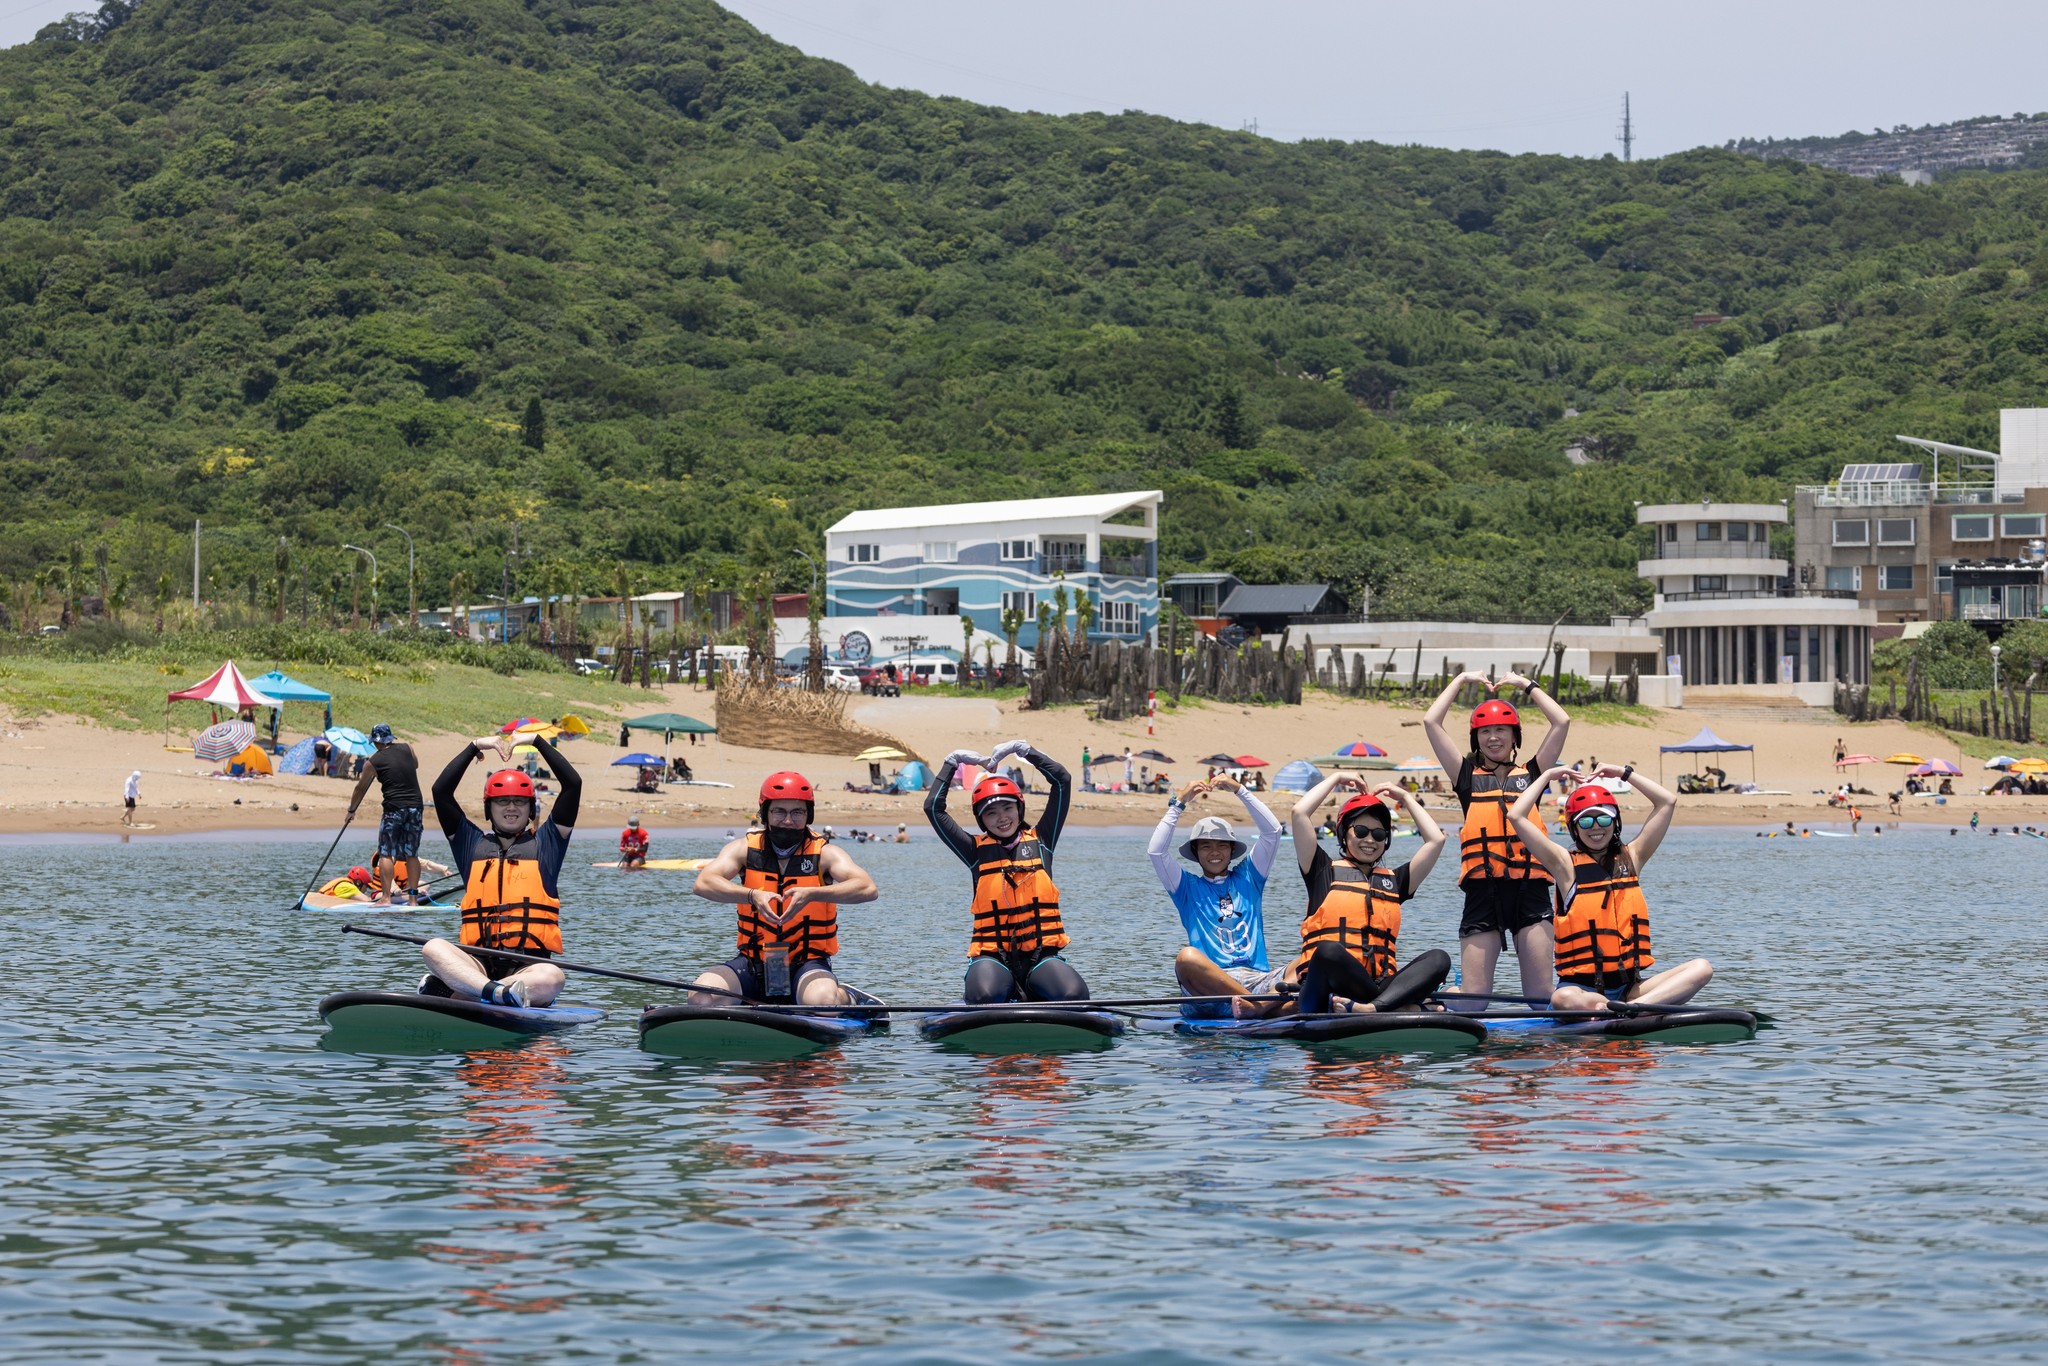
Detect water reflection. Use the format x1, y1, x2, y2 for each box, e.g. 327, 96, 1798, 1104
962, 1054, 1074, 1199
422, 1042, 582, 1317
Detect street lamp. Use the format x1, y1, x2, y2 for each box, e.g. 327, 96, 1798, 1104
343, 544, 379, 631
382, 524, 416, 626
1991, 643, 2001, 692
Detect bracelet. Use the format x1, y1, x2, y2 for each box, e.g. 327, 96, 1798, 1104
1525, 681, 1542, 695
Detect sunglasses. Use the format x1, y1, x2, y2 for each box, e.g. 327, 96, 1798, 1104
1345, 825, 1392, 842
1572, 811, 1619, 830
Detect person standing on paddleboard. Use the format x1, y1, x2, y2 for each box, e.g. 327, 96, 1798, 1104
1505, 763, 1712, 1013
619, 816, 649, 870
1149, 774, 1285, 1016
348, 724, 424, 907
689, 772, 878, 1008
1424, 670, 1573, 1009
420, 733, 582, 1008
927, 739, 1089, 1004
1270, 776, 1451, 1017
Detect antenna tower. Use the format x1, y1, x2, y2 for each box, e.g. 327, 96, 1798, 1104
1242, 118, 1259, 136
1618, 92, 1633, 162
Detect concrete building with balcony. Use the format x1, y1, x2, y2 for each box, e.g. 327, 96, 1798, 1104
1638, 500, 1875, 698
1792, 409, 2048, 628
823, 491, 1162, 648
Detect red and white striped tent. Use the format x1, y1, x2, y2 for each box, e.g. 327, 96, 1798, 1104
165, 660, 279, 746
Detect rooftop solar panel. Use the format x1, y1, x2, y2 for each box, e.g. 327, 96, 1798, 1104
1840, 462, 1923, 483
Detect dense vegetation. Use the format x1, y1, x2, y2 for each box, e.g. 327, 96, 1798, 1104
6, 0, 2048, 628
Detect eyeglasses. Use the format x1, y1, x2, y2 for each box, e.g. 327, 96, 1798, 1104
1572, 811, 1619, 830
764, 807, 809, 824
1345, 825, 1392, 843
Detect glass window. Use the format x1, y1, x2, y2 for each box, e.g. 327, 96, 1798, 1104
1880, 565, 1915, 591
1832, 519, 1869, 546
1825, 566, 1860, 592
1936, 562, 1955, 598
1952, 514, 1993, 541
1696, 522, 1722, 541
1099, 600, 1139, 634
847, 544, 880, 563
1695, 575, 1727, 592
2002, 514, 2045, 538
1727, 522, 1751, 543
1877, 519, 1916, 546
1000, 590, 1036, 617
1001, 539, 1036, 561
1663, 523, 1678, 542
921, 542, 957, 563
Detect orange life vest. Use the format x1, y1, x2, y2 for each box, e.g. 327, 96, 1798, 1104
316, 877, 365, 898
1291, 861, 1402, 979
459, 834, 563, 954
738, 830, 839, 959
1458, 762, 1551, 884
967, 827, 1069, 958
1553, 850, 1655, 984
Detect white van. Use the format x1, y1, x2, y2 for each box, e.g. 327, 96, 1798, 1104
901, 656, 961, 686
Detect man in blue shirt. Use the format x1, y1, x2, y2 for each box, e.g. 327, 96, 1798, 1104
1149, 775, 1285, 1017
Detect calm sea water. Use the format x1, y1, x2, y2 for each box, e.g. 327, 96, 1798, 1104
3, 824, 2046, 1364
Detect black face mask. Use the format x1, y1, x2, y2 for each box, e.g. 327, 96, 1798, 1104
768, 830, 805, 857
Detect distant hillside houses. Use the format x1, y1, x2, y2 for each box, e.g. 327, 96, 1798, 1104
1729, 113, 2048, 181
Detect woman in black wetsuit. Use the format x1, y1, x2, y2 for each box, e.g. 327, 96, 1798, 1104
925, 738, 1089, 1004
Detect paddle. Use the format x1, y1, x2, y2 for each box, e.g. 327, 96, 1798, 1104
294, 809, 354, 910
1434, 990, 1765, 1021
340, 923, 750, 1000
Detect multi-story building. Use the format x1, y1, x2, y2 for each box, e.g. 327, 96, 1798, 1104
824, 491, 1162, 648
1792, 409, 2048, 628
1637, 500, 1875, 696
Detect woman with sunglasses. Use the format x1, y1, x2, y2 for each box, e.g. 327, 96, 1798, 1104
1278, 774, 1451, 1016
1506, 763, 1713, 1012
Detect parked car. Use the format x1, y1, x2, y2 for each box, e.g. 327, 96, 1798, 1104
822, 665, 861, 692
572, 658, 605, 675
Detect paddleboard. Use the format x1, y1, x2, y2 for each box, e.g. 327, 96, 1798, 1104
638, 987, 889, 1059
918, 1004, 1124, 1052
1147, 1011, 1485, 1052
122, 823, 158, 830
298, 891, 447, 912
1485, 1007, 1759, 1044
317, 990, 605, 1050
589, 858, 710, 871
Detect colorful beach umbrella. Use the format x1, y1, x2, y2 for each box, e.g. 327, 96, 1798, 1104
323, 726, 374, 757
2009, 758, 2048, 775
500, 717, 545, 733
1883, 753, 1925, 765
612, 752, 668, 768
277, 736, 319, 775
1910, 759, 1963, 776
1332, 741, 1388, 757
193, 720, 256, 762
854, 745, 909, 762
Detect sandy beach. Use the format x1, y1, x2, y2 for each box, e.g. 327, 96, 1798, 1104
4, 682, 2041, 841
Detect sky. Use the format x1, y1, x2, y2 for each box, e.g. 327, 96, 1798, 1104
4, 0, 2046, 159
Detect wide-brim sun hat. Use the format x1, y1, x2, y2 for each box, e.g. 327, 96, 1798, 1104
1179, 814, 1251, 863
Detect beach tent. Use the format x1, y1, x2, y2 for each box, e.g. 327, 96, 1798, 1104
250, 670, 333, 741
891, 760, 932, 793
165, 660, 279, 746
1657, 726, 1755, 785
229, 743, 273, 777
1272, 759, 1323, 792
278, 736, 320, 775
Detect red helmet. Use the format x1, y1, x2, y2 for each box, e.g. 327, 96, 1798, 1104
971, 773, 1023, 811
1335, 793, 1391, 836
759, 770, 816, 824
483, 769, 535, 800
348, 866, 374, 885
1469, 699, 1523, 752
1564, 783, 1620, 820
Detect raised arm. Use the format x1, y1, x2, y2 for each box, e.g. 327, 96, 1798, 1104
1012, 742, 1072, 851
1148, 779, 1208, 895
1220, 775, 1285, 877
432, 741, 484, 840
1289, 772, 1352, 873
1498, 671, 1572, 769
1506, 763, 1576, 884
924, 750, 986, 864
1423, 671, 1493, 773
530, 734, 579, 833
1602, 762, 1677, 870
1373, 782, 1446, 887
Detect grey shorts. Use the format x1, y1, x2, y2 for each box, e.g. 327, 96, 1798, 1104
1183, 964, 1288, 1018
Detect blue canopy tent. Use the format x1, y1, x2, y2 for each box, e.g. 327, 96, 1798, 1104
250, 670, 334, 745
1658, 726, 1755, 785
1272, 759, 1323, 792
891, 760, 932, 793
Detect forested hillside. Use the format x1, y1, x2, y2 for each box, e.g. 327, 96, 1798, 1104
4, 0, 2048, 625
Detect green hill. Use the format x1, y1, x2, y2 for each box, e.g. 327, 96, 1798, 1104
5, 0, 2048, 626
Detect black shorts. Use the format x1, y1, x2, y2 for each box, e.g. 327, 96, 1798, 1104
476, 946, 552, 981
1457, 879, 1554, 941
1559, 970, 1642, 999
717, 952, 835, 1000
124, 797, 136, 809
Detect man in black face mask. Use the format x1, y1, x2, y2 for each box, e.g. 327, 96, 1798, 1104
690, 771, 877, 1006
419, 732, 582, 1007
